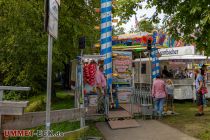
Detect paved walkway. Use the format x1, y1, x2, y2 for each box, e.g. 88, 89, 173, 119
96, 120, 199, 140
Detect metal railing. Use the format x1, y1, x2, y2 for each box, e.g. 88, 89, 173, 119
130, 88, 153, 119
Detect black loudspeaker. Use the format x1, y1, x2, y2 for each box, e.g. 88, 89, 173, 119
147, 39, 152, 51
44, 0, 49, 32
79, 36, 86, 49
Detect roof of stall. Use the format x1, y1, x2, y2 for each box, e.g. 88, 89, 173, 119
79, 55, 105, 60
117, 32, 149, 40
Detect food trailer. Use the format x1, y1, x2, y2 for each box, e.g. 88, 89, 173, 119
133, 46, 210, 100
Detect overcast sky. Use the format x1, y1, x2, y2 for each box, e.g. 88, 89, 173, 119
120, 2, 165, 33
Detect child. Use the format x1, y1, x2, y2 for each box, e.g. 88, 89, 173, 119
165, 79, 174, 113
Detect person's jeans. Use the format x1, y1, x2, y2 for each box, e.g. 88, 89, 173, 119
154, 98, 165, 117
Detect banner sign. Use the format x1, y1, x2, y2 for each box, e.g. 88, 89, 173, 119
158, 46, 195, 56
113, 51, 132, 84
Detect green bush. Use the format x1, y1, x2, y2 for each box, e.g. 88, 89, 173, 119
25, 95, 45, 112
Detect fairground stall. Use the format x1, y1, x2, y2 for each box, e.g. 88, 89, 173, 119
133, 45, 210, 100
74, 55, 109, 116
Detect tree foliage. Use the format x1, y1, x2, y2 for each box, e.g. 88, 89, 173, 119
113, 0, 143, 25
129, 26, 137, 33
113, 26, 125, 35
0, 0, 100, 99
137, 19, 154, 32
147, 0, 210, 53
114, 0, 210, 54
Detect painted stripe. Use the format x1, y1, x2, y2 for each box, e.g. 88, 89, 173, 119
101, 0, 111, 3
100, 47, 112, 55
101, 26, 112, 34
101, 31, 112, 39
101, 16, 112, 23
107, 77, 112, 82
104, 57, 112, 65
100, 43, 106, 50
101, 6, 112, 13
101, 33, 107, 40
105, 68, 112, 74
101, 12, 111, 19
105, 63, 112, 69
152, 61, 156, 64
106, 49, 112, 55
107, 74, 112, 78
101, 36, 112, 44
101, 2, 112, 9
107, 78, 112, 85
107, 75, 112, 79
101, 32, 111, 39
101, 23, 107, 29
101, 42, 111, 50
106, 52, 112, 57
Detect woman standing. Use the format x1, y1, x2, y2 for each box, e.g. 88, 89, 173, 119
165, 79, 174, 113
195, 68, 206, 116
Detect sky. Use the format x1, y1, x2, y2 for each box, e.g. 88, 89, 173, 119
119, 2, 165, 33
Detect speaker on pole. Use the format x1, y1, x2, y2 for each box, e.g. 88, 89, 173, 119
44, 0, 49, 32
79, 36, 86, 49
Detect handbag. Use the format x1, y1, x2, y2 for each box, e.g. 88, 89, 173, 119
201, 87, 208, 95
200, 78, 208, 95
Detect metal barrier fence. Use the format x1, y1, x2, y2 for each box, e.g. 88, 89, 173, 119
130, 88, 153, 119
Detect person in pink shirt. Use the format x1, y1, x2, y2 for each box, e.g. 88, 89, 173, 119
152, 75, 167, 118
95, 65, 106, 113
95, 65, 107, 91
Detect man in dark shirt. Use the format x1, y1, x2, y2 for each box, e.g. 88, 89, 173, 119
162, 65, 170, 78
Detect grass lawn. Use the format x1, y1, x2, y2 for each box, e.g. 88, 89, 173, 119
161, 101, 210, 140
25, 90, 74, 112
51, 91, 75, 110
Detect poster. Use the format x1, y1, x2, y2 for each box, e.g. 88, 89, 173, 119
112, 51, 132, 84
117, 87, 132, 103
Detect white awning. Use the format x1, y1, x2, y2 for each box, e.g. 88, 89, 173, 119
133, 55, 209, 62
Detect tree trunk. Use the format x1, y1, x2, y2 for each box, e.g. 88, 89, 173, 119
51, 79, 57, 101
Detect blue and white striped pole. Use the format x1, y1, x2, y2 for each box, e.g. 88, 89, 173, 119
151, 48, 160, 79
151, 31, 160, 79
100, 0, 112, 87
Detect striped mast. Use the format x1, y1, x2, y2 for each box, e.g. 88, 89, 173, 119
151, 31, 160, 79
100, 0, 112, 88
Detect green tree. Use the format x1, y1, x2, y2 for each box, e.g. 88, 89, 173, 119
147, 0, 210, 53
113, 26, 125, 35
0, 0, 100, 99
138, 19, 154, 32
114, 0, 210, 54
129, 26, 137, 33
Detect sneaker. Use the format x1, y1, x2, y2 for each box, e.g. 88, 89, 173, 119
158, 116, 163, 120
